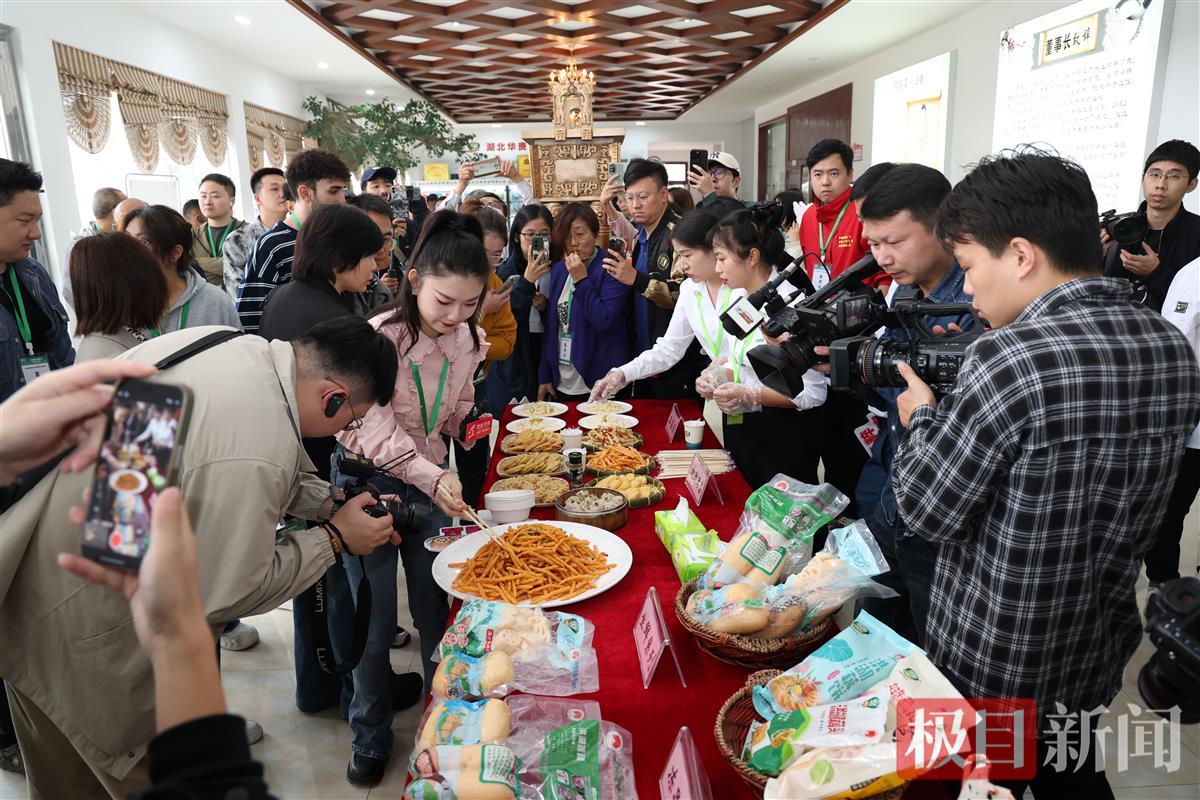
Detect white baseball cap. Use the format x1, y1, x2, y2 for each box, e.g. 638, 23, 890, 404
708, 151, 741, 174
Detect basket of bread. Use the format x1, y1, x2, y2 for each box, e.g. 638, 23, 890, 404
675, 476, 899, 669
714, 611, 976, 799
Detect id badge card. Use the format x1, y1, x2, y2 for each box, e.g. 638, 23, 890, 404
558, 334, 572, 366
19, 354, 50, 385
811, 263, 831, 290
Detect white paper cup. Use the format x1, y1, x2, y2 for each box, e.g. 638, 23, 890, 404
683, 420, 705, 449
561, 427, 582, 450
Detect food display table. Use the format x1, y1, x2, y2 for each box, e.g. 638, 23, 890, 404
470, 399, 830, 798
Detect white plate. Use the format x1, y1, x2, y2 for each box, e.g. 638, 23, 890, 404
578, 413, 638, 430
512, 401, 568, 418
433, 520, 634, 609
506, 416, 567, 434
576, 400, 633, 415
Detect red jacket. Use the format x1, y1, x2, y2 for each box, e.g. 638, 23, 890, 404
798, 188, 889, 289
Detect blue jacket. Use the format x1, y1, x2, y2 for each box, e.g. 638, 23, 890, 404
487, 255, 539, 414
538, 249, 632, 388
1, 258, 75, 402
874, 263, 975, 531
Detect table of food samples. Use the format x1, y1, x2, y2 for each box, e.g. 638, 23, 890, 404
410, 399, 972, 800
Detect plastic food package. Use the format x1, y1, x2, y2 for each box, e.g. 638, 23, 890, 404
758, 521, 898, 635
670, 528, 721, 583
744, 689, 890, 776
432, 644, 599, 700
878, 650, 977, 732
418, 698, 512, 748
528, 719, 638, 800
753, 611, 916, 718
700, 476, 848, 589
437, 600, 594, 663
763, 743, 901, 800
654, 496, 706, 547
406, 743, 522, 800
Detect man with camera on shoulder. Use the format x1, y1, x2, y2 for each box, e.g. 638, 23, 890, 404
892, 150, 1200, 797
1103, 139, 1200, 309
0, 316, 400, 798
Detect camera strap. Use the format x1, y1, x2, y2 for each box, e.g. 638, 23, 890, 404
311, 555, 373, 675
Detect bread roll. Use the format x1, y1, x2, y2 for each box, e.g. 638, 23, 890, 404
749, 598, 808, 640
708, 603, 770, 634
418, 699, 511, 749
406, 743, 519, 800
432, 651, 516, 699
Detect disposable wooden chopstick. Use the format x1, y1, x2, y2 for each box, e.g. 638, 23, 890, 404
438, 483, 521, 557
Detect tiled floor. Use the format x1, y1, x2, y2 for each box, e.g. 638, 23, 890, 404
1, 413, 1197, 799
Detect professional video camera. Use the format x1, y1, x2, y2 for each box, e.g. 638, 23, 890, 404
1138, 576, 1200, 724
1099, 208, 1149, 252
723, 253, 890, 398
829, 298, 982, 400
331, 450, 421, 537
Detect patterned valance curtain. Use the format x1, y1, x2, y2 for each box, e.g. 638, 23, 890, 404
51, 42, 231, 170
244, 103, 307, 170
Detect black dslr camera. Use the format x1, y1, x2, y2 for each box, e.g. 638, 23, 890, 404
331, 450, 421, 537
1100, 208, 1149, 252
1138, 577, 1200, 724
730, 254, 890, 398
829, 298, 982, 400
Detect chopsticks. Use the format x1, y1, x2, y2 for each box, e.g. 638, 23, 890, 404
437, 482, 522, 559
654, 449, 736, 479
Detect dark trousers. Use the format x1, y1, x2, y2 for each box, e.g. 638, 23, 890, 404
451, 436, 492, 508
0, 680, 15, 748
818, 394, 870, 518
1145, 446, 1200, 583
724, 405, 822, 489
861, 504, 939, 647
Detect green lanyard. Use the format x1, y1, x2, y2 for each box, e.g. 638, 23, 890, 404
695, 285, 731, 358
205, 224, 232, 257
4, 267, 34, 355
150, 301, 190, 338
289, 212, 303, 230
562, 281, 575, 332
817, 202, 850, 265
730, 334, 756, 385
410, 356, 450, 438
91, 222, 103, 234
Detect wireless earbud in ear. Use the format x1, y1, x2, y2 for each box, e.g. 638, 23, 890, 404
324, 393, 348, 419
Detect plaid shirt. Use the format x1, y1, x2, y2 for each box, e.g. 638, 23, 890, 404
893, 276, 1200, 718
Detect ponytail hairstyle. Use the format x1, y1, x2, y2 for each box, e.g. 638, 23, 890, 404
670, 209, 720, 251
707, 202, 788, 271
373, 210, 490, 355
507, 204, 555, 271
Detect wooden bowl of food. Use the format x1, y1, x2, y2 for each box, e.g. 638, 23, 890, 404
554, 487, 629, 531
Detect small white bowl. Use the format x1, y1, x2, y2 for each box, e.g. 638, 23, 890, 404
483, 489, 535, 524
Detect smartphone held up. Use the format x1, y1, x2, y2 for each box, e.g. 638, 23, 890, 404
82, 379, 192, 570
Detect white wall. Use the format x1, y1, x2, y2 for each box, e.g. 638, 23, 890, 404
1, 0, 310, 282
751, 0, 1198, 214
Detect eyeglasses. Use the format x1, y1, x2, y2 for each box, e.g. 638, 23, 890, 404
709, 168, 729, 181
1145, 170, 1189, 184
330, 379, 363, 431
519, 231, 550, 239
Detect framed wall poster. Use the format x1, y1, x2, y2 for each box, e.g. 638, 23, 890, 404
871, 52, 953, 171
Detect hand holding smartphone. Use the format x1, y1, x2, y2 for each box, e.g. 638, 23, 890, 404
82, 379, 192, 571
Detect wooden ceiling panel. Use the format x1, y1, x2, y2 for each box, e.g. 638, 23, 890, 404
292, 0, 820, 122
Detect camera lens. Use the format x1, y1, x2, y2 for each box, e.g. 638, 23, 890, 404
858, 340, 907, 388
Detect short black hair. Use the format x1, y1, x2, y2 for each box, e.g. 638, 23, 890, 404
181, 198, 200, 217
849, 162, 897, 202
250, 167, 285, 196
124, 205, 197, 275
286, 148, 351, 196
623, 158, 668, 190
936, 148, 1101, 276
92, 187, 125, 220
0, 158, 42, 208
295, 315, 398, 407
472, 207, 508, 241
199, 173, 236, 196
671, 209, 720, 250
860, 164, 951, 230
1144, 139, 1200, 182
346, 192, 393, 220
806, 138, 854, 172
293, 203, 384, 282
774, 189, 805, 228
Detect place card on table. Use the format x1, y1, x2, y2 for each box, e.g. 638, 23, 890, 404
659, 726, 713, 800
664, 402, 683, 443
683, 454, 724, 506
633, 585, 686, 690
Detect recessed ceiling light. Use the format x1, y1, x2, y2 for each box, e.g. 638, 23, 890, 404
635, 121, 646, 126
492, 123, 502, 128
317, 61, 329, 69
366, 89, 377, 95
234, 15, 251, 25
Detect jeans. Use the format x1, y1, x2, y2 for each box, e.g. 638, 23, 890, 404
331, 445, 451, 760
291, 559, 355, 716
861, 504, 940, 647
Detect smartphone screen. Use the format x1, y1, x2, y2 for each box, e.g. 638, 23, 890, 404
472, 157, 502, 178
503, 274, 521, 290
532, 234, 548, 258
609, 236, 627, 258
82, 380, 190, 570
689, 149, 709, 175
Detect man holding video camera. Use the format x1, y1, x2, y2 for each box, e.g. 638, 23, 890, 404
846, 164, 977, 647
0, 317, 400, 798
1103, 139, 1200, 309
892, 150, 1200, 795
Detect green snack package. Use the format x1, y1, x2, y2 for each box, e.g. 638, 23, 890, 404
670, 529, 720, 582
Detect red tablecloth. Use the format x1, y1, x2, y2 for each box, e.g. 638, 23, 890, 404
474, 400, 774, 798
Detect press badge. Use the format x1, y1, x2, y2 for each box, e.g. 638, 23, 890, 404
558, 335, 572, 366
19, 354, 50, 385
812, 263, 832, 290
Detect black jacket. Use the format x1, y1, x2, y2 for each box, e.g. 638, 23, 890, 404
628, 206, 707, 399
1104, 202, 1200, 310
490, 254, 540, 413
133, 714, 274, 800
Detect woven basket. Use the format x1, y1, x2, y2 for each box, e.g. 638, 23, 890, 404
675, 578, 832, 669
714, 670, 906, 798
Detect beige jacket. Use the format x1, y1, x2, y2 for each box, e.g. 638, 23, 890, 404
0, 326, 336, 779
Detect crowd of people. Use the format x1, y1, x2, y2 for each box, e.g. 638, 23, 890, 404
0, 129, 1197, 800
